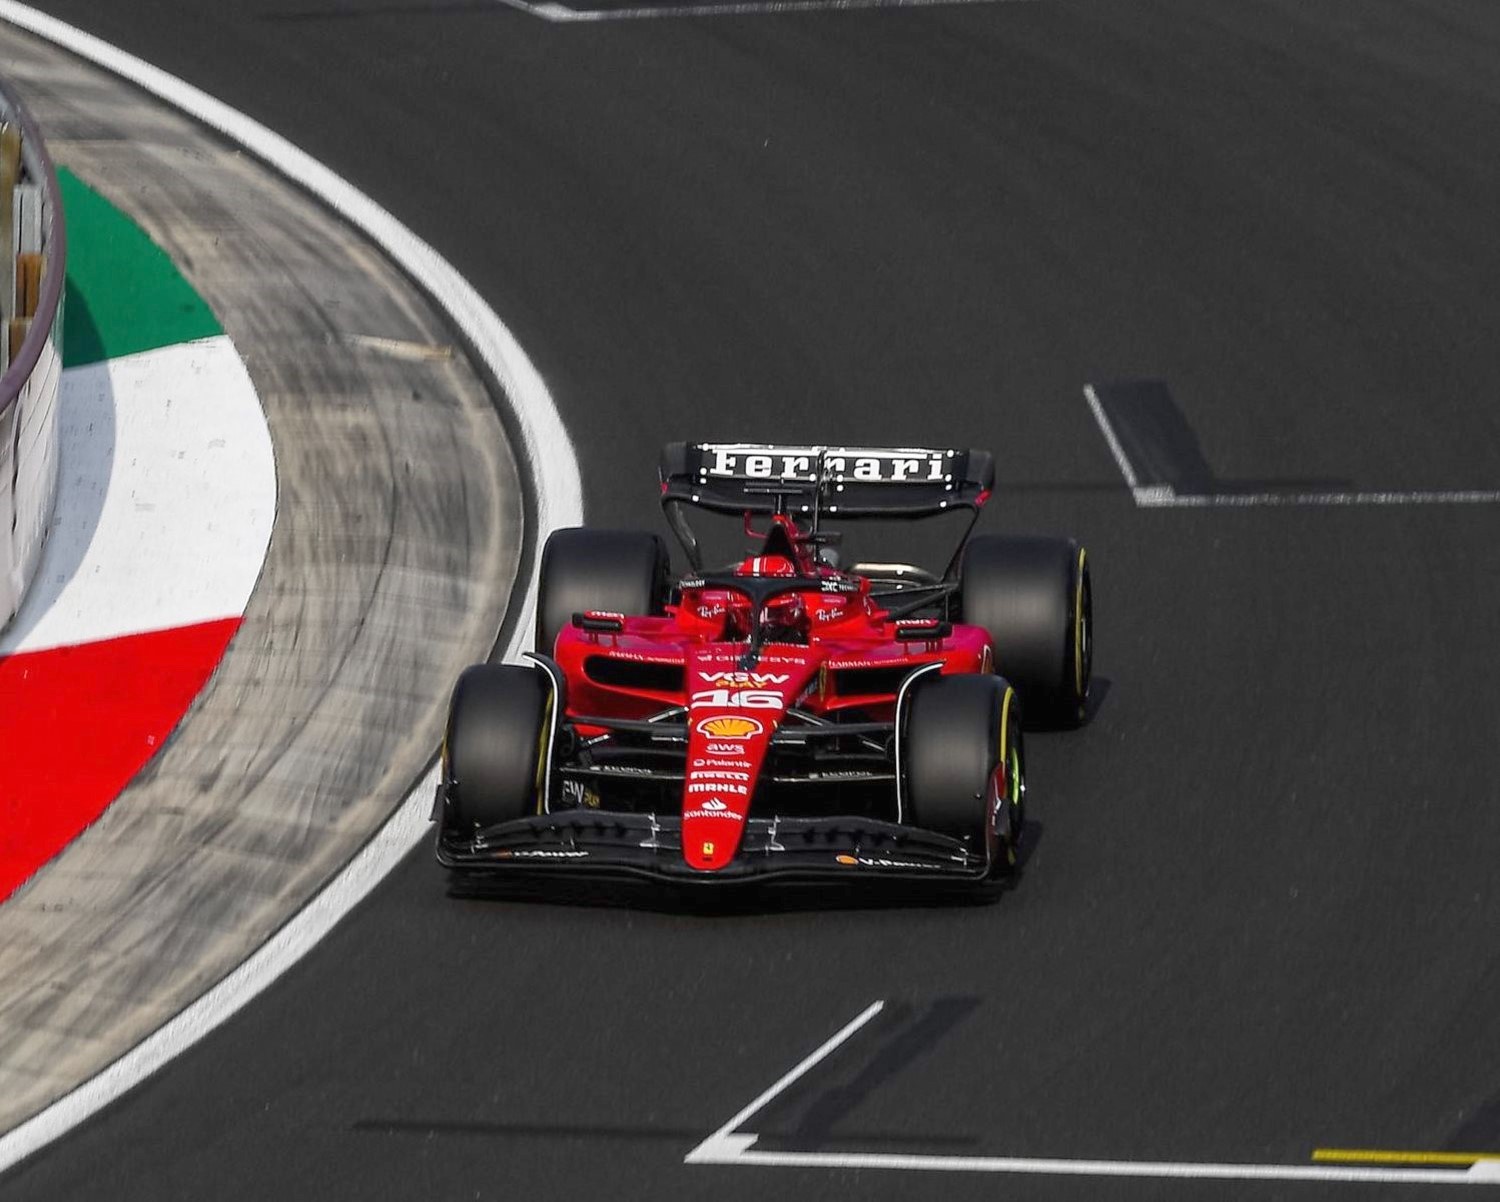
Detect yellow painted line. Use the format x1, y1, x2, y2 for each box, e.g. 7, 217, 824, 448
1313, 1148, 1500, 1166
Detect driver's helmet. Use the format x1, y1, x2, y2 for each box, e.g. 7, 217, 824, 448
760, 591, 807, 642
735, 553, 798, 578
730, 554, 807, 641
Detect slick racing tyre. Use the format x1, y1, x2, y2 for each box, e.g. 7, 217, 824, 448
536, 527, 671, 655
443, 664, 552, 832
958, 534, 1092, 728
903, 673, 1024, 875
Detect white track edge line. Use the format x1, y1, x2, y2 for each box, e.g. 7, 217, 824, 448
0, 1, 582, 1175
1141, 489, 1500, 508
685, 1000, 885, 1163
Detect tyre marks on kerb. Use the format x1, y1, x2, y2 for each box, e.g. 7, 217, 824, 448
1085, 381, 1500, 509
688, 1002, 1500, 1185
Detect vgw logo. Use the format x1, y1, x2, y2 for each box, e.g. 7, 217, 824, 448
697, 671, 791, 688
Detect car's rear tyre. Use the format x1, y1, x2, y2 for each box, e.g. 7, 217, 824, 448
536, 527, 670, 655
443, 664, 552, 833
903, 673, 1023, 875
958, 534, 1091, 728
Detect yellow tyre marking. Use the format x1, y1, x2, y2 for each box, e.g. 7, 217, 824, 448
997, 684, 1019, 862
534, 690, 553, 814
998, 685, 1017, 804
1073, 547, 1088, 699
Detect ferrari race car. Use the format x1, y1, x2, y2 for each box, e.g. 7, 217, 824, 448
433, 443, 1092, 891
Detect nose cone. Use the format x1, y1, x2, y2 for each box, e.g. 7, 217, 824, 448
681, 649, 820, 872
681, 712, 764, 872
682, 797, 743, 871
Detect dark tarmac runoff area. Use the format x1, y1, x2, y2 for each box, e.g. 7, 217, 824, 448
7, 0, 1500, 1197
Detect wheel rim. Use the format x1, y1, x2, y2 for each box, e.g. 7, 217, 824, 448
1009, 734, 1025, 833
1074, 551, 1092, 713
993, 687, 1024, 870
533, 690, 553, 815
1004, 722, 1025, 864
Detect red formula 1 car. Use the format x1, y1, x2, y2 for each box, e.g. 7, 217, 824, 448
433, 443, 1091, 891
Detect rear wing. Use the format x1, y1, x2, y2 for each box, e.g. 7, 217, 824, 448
659, 442, 994, 517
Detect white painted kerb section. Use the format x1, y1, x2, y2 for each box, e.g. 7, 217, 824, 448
0, 337, 276, 655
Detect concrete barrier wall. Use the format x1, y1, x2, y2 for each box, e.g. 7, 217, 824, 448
0, 78, 64, 632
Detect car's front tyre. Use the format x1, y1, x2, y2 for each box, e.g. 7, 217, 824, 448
902, 673, 1024, 878
441, 663, 552, 835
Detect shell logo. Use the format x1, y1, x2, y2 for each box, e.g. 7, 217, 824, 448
696, 715, 764, 740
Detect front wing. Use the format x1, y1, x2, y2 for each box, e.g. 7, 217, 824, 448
435, 809, 990, 886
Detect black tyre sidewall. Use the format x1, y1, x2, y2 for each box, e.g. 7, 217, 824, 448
444, 664, 551, 831
959, 534, 1089, 728
536, 527, 669, 655
904, 674, 1016, 866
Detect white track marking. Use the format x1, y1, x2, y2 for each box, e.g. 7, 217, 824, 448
710, 1147, 1498, 1186
1081, 383, 1144, 496
493, 0, 1031, 21
1081, 387, 1500, 509
0, 0, 581, 1174
685, 1000, 885, 1163
687, 1002, 1498, 1187
0, 338, 274, 655
1139, 487, 1500, 508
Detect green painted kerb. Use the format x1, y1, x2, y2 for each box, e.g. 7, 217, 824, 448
57, 168, 222, 367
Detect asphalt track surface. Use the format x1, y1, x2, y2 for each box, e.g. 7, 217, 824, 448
8, 1, 1500, 1198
